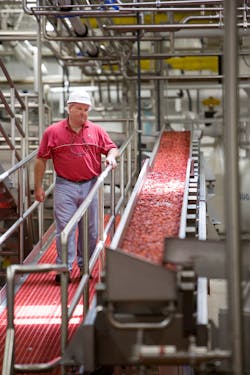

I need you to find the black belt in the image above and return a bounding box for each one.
[57,175,90,184]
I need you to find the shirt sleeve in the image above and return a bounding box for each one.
[99,128,118,155]
[37,129,53,159]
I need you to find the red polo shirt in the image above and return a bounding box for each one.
[37,118,117,181]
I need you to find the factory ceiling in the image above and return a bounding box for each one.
[0,0,249,91]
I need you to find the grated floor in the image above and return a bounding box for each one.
[0,239,100,375]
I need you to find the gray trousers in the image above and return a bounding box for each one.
[54,175,98,271]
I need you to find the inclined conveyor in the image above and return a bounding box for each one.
[62,130,231,374]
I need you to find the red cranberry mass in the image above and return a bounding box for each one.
[121,131,190,264]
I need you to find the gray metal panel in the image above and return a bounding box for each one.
[164,238,250,279]
[63,304,96,371]
[106,248,177,302]
[95,310,189,366]
[218,309,250,372]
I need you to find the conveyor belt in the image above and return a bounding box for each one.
[112,130,191,262]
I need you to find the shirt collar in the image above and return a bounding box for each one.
[65,117,90,130]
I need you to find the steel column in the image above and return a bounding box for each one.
[223,1,243,374]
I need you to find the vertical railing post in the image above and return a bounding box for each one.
[23,95,29,158]
[224,1,243,374]
[83,212,89,315]
[18,168,24,264]
[119,152,125,213]
[98,182,105,274]
[110,169,116,237]
[10,87,16,168]
[60,235,69,375]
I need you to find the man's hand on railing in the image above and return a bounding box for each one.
[105,148,119,169]
[35,186,46,202]
[105,155,117,169]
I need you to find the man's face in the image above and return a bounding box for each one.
[68,103,90,125]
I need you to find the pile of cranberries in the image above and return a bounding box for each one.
[121,131,190,264]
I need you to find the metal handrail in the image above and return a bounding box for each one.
[2,264,68,375]
[0,150,53,253]
[0,58,27,164]
[0,58,26,111]
[110,157,150,250]
[0,59,52,161]
[0,150,36,183]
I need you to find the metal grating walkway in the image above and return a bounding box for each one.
[0,238,100,374]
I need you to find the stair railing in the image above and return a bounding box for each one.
[0,150,54,299]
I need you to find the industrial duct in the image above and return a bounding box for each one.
[53,0,99,57]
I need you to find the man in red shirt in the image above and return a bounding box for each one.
[34,89,119,283]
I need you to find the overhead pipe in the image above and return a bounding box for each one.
[182,13,248,25]
[121,71,250,81]
[0,0,23,3]
[0,75,125,85]
[129,52,222,59]
[126,74,221,81]
[116,80,120,104]
[51,0,99,57]
[69,17,88,37]
[182,14,222,24]
[46,44,105,80]
[95,81,105,111]
[61,58,119,64]
[43,13,130,71]
[164,28,250,38]
[102,22,250,32]
[22,0,228,16]
[22,0,227,15]
[43,29,141,42]
[23,4,130,16]
[23,7,225,16]
[42,21,250,42]
[106,79,113,109]
[115,0,223,6]
[80,60,103,76]
[41,32,250,75]
[96,17,135,66]
[4,76,250,89]
[0,31,37,40]
[47,16,82,58]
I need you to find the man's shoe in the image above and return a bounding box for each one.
[55,273,71,284]
[55,274,60,284]
[79,268,84,278]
